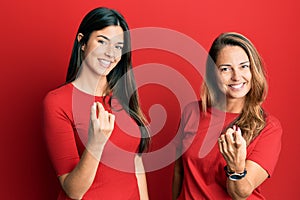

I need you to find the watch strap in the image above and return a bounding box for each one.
[224,165,247,181]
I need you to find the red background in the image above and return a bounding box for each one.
[1,0,299,199]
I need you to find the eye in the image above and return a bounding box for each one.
[115,45,123,50]
[220,67,231,72]
[241,64,250,69]
[98,40,108,45]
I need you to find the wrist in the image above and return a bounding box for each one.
[227,162,246,173]
[224,165,247,181]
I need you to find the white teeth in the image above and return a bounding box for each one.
[99,59,111,67]
[230,83,244,89]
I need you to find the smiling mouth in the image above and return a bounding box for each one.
[98,59,111,68]
[228,83,245,89]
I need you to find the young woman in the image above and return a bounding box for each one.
[43,7,149,200]
[173,32,282,199]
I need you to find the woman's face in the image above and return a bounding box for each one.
[215,45,252,103]
[81,25,124,77]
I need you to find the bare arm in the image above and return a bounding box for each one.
[172,156,183,200]
[135,155,149,200]
[219,125,268,200]
[58,150,100,199]
[226,160,268,200]
[59,102,115,199]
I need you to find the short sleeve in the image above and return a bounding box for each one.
[173,101,201,155]
[247,115,283,177]
[43,90,80,176]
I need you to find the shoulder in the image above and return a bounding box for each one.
[181,101,201,120]
[254,112,283,142]
[265,113,282,129]
[44,83,73,99]
[247,112,282,177]
[183,101,201,115]
[43,83,73,109]
[44,84,73,102]
[263,113,282,134]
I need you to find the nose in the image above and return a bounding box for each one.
[231,69,241,81]
[104,45,114,59]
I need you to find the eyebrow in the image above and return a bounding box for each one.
[240,61,250,65]
[97,35,124,44]
[218,61,249,67]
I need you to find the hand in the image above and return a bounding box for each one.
[87,102,115,159]
[218,125,247,173]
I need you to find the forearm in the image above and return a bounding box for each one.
[226,177,253,200]
[172,158,183,200]
[59,102,113,199]
[135,155,149,200]
[226,160,269,199]
[136,172,149,200]
[225,161,251,199]
[172,172,183,200]
[60,149,102,199]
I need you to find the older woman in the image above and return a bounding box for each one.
[173,32,282,200]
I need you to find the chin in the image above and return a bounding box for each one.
[229,94,247,99]
[99,69,112,76]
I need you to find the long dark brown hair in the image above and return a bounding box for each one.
[201,32,268,145]
[66,7,149,153]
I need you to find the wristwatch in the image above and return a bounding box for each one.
[224,166,247,181]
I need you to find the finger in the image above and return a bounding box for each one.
[233,124,237,131]
[94,102,104,119]
[97,102,105,112]
[219,134,230,160]
[232,125,237,141]
[108,113,115,123]
[218,137,224,154]
[219,134,227,151]
[234,126,245,147]
[108,113,115,130]
[103,110,109,122]
[225,128,235,144]
[90,102,97,121]
[96,102,106,120]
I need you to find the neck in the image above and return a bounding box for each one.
[226,99,244,113]
[72,75,108,96]
[214,97,245,113]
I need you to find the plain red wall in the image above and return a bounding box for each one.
[1,0,299,199]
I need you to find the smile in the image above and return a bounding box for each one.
[228,83,245,89]
[98,59,111,68]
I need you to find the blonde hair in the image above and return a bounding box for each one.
[201,32,268,144]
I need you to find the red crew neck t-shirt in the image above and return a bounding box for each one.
[176,101,282,200]
[43,83,141,200]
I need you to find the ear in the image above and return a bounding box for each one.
[77,33,85,51]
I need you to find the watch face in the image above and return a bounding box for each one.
[229,174,244,180]
[228,170,248,181]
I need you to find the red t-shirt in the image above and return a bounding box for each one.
[176,101,282,200]
[43,83,141,200]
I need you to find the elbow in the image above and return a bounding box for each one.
[228,187,253,200]
[61,181,85,200]
[237,189,253,199]
[227,181,254,200]
[64,189,84,200]
[59,174,88,199]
